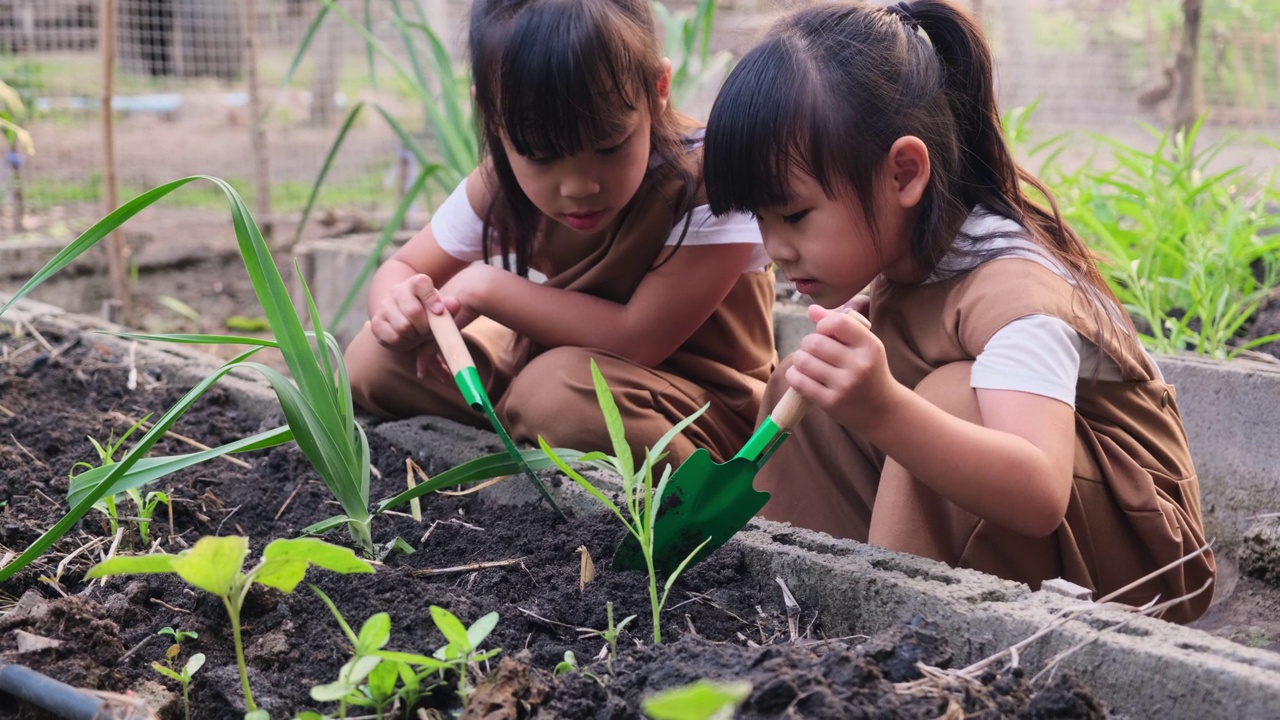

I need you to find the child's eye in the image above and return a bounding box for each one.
[595,137,630,156]
[782,210,810,225]
[525,155,557,167]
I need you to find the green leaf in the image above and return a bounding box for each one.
[170,536,250,597]
[641,679,752,720]
[310,676,357,702]
[375,447,587,513]
[366,658,400,700]
[293,101,366,246]
[225,316,271,332]
[85,553,176,580]
[245,711,270,720]
[255,538,374,593]
[430,606,471,656]
[310,584,359,646]
[371,650,450,671]
[184,653,206,677]
[357,612,392,653]
[590,359,633,481]
[466,611,499,650]
[152,663,184,682]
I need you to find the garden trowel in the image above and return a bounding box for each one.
[614,310,871,574]
[425,298,563,517]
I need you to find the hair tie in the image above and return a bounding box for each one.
[886,2,920,29]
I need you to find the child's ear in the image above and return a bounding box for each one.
[656,58,673,110]
[886,136,930,209]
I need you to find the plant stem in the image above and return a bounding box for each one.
[182,679,191,720]
[646,554,661,644]
[225,598,257,711]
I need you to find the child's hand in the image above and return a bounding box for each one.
[438,264,501,331]
[369,274,461,352]
[786,304,896,433]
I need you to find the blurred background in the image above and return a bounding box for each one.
[1,0,1276,241]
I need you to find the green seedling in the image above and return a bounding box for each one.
[127,489,170,545]
[159,626,199,645]
[593,601,636,673]
[553,650,606,687]
[310,585,435,719]
[70,416,150,537]
[540,359,711,644]
[373,606,500,706]
[152,633,205,720]
[641,679,753,720]
[86,536,374,715]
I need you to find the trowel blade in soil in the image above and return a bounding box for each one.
[614,449,771,574]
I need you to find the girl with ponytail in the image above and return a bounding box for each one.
[704,0,1213,623]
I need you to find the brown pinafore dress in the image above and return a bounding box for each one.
[754,258,1213,623]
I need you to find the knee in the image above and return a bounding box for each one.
[913,361,981,422]
[343,324,399,416]
[503,348,597,429]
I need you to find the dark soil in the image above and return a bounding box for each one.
[1,329,1111,718]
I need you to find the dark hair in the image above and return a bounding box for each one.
[470,0,696,276]
[704,0,1137,355]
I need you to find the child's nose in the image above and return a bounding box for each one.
[560,174,600,199]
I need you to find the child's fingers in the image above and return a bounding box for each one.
[395,290,432,337]
[808,304,872,344]
[407,274,446,314]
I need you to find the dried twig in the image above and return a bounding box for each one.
[0,403,14,418]
[275,480,305,520]
[435,476,508,496]
[18,317,55,355]
[149,597,191,614]
[405,459,426,521]
[108,411,252,469]
[9,434,42,466]
[413,558,525,577]
[776,577,801,642]
[119,633,154,662]
[896,542,1215,698]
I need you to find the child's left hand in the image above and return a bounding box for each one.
[786,304,900,434]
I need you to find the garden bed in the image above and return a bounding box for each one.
[0,323,1112,718]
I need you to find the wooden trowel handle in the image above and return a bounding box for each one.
[769,309,872,432]
[423,291,475,375]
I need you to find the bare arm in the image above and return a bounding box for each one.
[789,306,1075,537]
[442,242,756,367]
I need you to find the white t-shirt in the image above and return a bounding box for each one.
[430,177,771,274]
[928,208,1156,409]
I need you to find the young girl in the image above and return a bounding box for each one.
[344,0,775,466]
[703,0,1213,622]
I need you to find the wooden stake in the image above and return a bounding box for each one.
[100,0,131,318]
[240,0,272,240]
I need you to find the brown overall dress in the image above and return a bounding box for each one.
[345,155,777,466]
[754,259,1214,623]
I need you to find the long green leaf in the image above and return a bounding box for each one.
[374,447,586,513]
[293,101,367,247]
[268,1,333,117]
[67,426,293,507]
[330,164,436,329]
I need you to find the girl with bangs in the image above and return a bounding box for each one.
[344,0,775,465]
[703,0,1212,622]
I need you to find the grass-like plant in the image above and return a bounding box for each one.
[69,416,149,537]
[1058,118,1280,358]
[0,176,381,578]
[539,360,710,645]
[1006,111,1280,359]
[87,535,374,716]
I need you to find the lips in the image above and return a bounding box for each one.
[562,210,606,232]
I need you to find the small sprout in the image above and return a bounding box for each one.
[641,679,753,720]
[159,626,199,645]
[554,650,577,675]
[152,633,204,720]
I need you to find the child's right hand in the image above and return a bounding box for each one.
[369,274,458,352]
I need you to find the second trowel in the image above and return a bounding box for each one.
[424,296,563,517]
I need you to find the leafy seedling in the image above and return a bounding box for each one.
[153,639,205,720]
[310,585,435,719]
[373,605,500,705]
[87,536,374,715]
[70,416,150,537]
[540,359,711,644]
[641,679,753,720]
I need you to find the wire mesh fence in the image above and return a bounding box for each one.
[0,0,1276,242]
